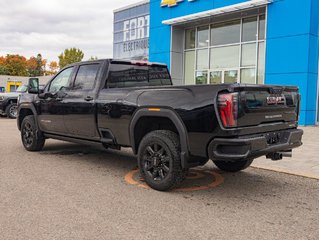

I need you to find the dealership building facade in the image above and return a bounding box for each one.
[114,0,319,125]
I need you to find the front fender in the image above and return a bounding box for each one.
[17,103,38,131]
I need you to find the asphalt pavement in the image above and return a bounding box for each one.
[1,118,319,240]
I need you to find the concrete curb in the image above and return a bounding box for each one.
[251,165,319,181]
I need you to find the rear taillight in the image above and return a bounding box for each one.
[218,92,238,128]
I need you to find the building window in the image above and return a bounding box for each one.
[184,14,266,85]
[185,28,196,49]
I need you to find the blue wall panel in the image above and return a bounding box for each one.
[266,0,311,39]
[306,73,318,111]
[265,73,308,110]
[265,0,318,125]
[308,35,319,74]
[265,35,310,74]
[310,0,319,37]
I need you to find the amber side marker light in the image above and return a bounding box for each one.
[148,108,161,112]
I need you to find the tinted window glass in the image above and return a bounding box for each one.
[259,15,266,40]
[107,64,171,88]
[74,64,100,91]
[242,17,257,42]
[211,20,240,46]
[49,67,74,92]
[197,26,209,48]
[185,28,196,49]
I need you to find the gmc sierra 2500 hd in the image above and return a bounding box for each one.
[17,59,303,191]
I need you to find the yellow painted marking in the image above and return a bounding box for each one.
[124,169,224,192]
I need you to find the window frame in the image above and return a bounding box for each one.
[183,12,267,85]
[71,63,102,92]
[46,66,75,93]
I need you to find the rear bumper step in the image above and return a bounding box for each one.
[208,129,303,161]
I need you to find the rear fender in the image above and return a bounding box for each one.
[129,108,190,168]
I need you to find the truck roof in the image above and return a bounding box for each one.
[65,59,167,68]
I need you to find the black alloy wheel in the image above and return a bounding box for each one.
[142,142,170,181]
[22,121,34,148]
[21,116,45,151]
[6,103,18,119]
[138,130,186,191]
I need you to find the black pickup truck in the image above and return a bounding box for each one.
[17,59,303,191]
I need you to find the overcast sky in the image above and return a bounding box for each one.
[0,0,143,63]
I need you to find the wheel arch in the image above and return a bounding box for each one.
[6,98,18,104]
[129,108,189,168]
[17,104,38,131]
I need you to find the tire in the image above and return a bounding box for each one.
[5,103,18,119]
[213,159,254,172]
[138,130,186,191]
[21,115,45,151]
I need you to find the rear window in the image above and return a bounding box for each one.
[106,63,172,88]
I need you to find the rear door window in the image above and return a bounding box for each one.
[73,64,100,91]
[107,63,171,88]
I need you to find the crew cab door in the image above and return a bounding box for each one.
[38,67,75,134]
[63,63,101,139]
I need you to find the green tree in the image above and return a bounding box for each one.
[58,48,84,68]
[36,54,45,76]
[26,57,38,76]
[26,54,46,77]
[0,56,8,75]
[89,56,98,61]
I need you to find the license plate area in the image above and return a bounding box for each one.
[265,132,282,145]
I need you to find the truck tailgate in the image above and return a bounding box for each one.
[234,85,300,127]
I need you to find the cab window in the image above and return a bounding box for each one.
[73,64,100,91]
[49,67,74,92]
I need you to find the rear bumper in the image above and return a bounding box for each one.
[208,128,303,161]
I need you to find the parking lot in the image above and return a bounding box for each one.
[1,118,319,240]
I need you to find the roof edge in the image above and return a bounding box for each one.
[113,0,149,13]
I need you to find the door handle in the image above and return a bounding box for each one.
[84,96,94,101]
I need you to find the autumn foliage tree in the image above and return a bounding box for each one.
[27,54,46,77]
[0,56,7,75]
[58,48,84,68]
[3,55,28,76]
[0,54,47,77]
[47,61,59,75]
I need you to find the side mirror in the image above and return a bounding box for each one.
[38,92,56,99]
[28,78,40,94]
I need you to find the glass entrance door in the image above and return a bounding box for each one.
[209,69,239,84]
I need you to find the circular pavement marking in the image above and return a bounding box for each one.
[124,168,224,192]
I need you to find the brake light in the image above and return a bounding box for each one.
[218,93,238,128]
[130,60,152,66]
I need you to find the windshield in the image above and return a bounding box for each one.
[16,85,28,93]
